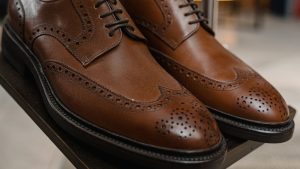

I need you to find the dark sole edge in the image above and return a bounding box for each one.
[1,22,227,169]
[149,48,295,143]
[209,108,295,143]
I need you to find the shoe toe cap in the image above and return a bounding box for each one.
[234,78,289,123]
[154,100,222,151]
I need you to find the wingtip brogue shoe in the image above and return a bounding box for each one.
[2,0,226,168]
[121,0,294,143]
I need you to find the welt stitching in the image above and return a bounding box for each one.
[213,112,293,132]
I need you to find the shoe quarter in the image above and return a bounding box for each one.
[122,0,200,49]
[9,0,124,66]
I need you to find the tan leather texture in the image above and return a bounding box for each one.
[121,0,290,124]
[7,0,221,150]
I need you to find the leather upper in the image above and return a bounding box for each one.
[7,0,221,150]
[121,0,290,124]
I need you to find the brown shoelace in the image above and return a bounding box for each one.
[95,0,134,36]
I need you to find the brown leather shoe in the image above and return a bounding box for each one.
[121,0,294,143]
[1,0,226,168]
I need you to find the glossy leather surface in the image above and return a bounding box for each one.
[121,0,290,124]
[6,0,222,150]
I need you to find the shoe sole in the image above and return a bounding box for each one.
[208,107,295,143]
[1,22,227,169]
[150,48,295,143]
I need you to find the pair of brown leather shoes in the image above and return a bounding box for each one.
[1,0,294,169]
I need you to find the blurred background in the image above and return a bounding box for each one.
[0,0,299,168]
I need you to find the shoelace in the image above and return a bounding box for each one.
[95,0,135,36]
[179,0,215,35]
[179,1,208,25]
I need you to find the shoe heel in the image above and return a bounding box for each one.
[1,24,29,76]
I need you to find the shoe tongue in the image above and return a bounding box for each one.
[90,0,145,39]
[75,0,146,66]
